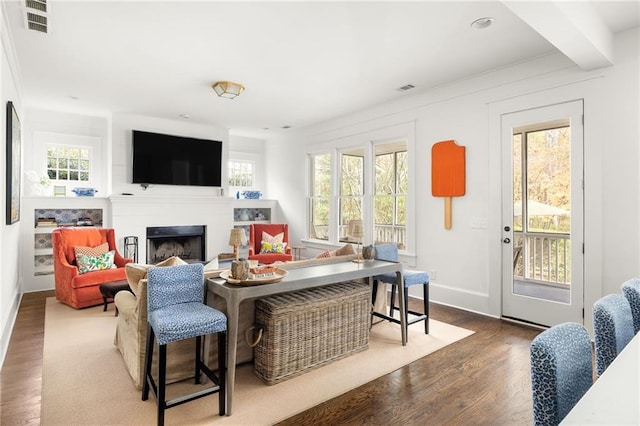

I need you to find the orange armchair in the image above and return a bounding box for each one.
[248,223,293,264]
[52,227,133,309]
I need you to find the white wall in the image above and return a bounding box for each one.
[228,133,266,197]
[267,28,639,325]
[111,113,229,197]
[0,6,24,366]
[263,133,307,248]
[23,108,109,196]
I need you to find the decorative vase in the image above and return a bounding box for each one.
[362,245,376,260]
[231,259,250,280]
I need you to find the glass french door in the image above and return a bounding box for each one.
[501,100,584,327]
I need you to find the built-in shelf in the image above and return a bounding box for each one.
[32,213,103,276]
[23,197,108,288]
[232,199,278,250]
[234,220,270,226]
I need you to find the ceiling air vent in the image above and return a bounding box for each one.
[26,0,46,12]
[24,0,48,33]
[397,84,416,92]
[26,12,47,32]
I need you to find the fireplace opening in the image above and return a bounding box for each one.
[146,225,206,264]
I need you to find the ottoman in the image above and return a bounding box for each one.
[99,280,132,315]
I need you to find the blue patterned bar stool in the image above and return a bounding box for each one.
[593,293,634,377]
[530,322,593,426]
[621,278,640,334]
[371,244,429,335]
[142,263,227,426]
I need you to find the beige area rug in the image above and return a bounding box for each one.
[42,298,474,426]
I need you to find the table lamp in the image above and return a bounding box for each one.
[348,219,364,263]
[228,228,247,260]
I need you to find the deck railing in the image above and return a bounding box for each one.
[514,231,571,287]
[314,224,407,249]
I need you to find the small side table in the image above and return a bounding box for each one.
[99,280,132,316]
[290,246,304,261]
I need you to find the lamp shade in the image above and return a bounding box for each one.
[212,81,245,99]
[228,228,247,247]
[348,219,364,240]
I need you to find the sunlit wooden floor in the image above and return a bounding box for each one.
[1,290,540,425]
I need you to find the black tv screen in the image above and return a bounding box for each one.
[132,130,223,187]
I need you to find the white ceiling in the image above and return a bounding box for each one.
[3,1,639,137]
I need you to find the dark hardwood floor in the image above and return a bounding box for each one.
[1,291,540,425]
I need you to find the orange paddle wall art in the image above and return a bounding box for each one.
[431,140,466,230]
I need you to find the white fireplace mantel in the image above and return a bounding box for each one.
[109,195,234,263]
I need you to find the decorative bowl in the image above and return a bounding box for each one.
[71,187,98,197]
[242,191,262,199]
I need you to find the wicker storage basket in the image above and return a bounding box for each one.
[254,280,371,385]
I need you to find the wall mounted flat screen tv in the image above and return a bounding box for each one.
[132,130,223,187]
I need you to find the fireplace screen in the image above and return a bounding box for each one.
[146,225,206,264]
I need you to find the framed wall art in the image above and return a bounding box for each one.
[6,101,21,224]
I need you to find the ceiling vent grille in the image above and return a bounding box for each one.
[397,84,415,92]
[24,0,48,33]
[26,0,46,12]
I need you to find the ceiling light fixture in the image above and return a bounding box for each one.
[212,81,245,99]
[471,17,494,30]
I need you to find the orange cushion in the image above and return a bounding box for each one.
[71,267,127,289]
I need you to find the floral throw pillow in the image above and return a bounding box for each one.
[77,250,116,274]
[260,241,287,254]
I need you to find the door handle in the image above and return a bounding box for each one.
[503,238,511,244]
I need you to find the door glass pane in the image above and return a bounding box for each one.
[513,133,523,232]
[513,123,571,304]
[526,127,571,234]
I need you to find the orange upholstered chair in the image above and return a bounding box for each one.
[52,228,133,309]
[248,223,293,264]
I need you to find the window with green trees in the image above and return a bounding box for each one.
[228,159,254,188]
[339,149,364,241]
[309,153,331,240]
[308,140,408,249]
[46,145,90,183]
[374,142,407,248]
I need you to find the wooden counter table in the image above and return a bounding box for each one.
[207,259,405,415]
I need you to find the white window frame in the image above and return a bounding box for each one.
[46,144,92,184]
[228,152,262,197]
[33,132,102,192]
[338,149,364,242]
[307,151,332,241]
[304,122,416,259]
[373,142,408,249]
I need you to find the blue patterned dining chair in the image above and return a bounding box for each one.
[371,244,429,336]
[142,263,227,426]
[621,278,640,334]
[530,322,593,426]
[593,293,634,377]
